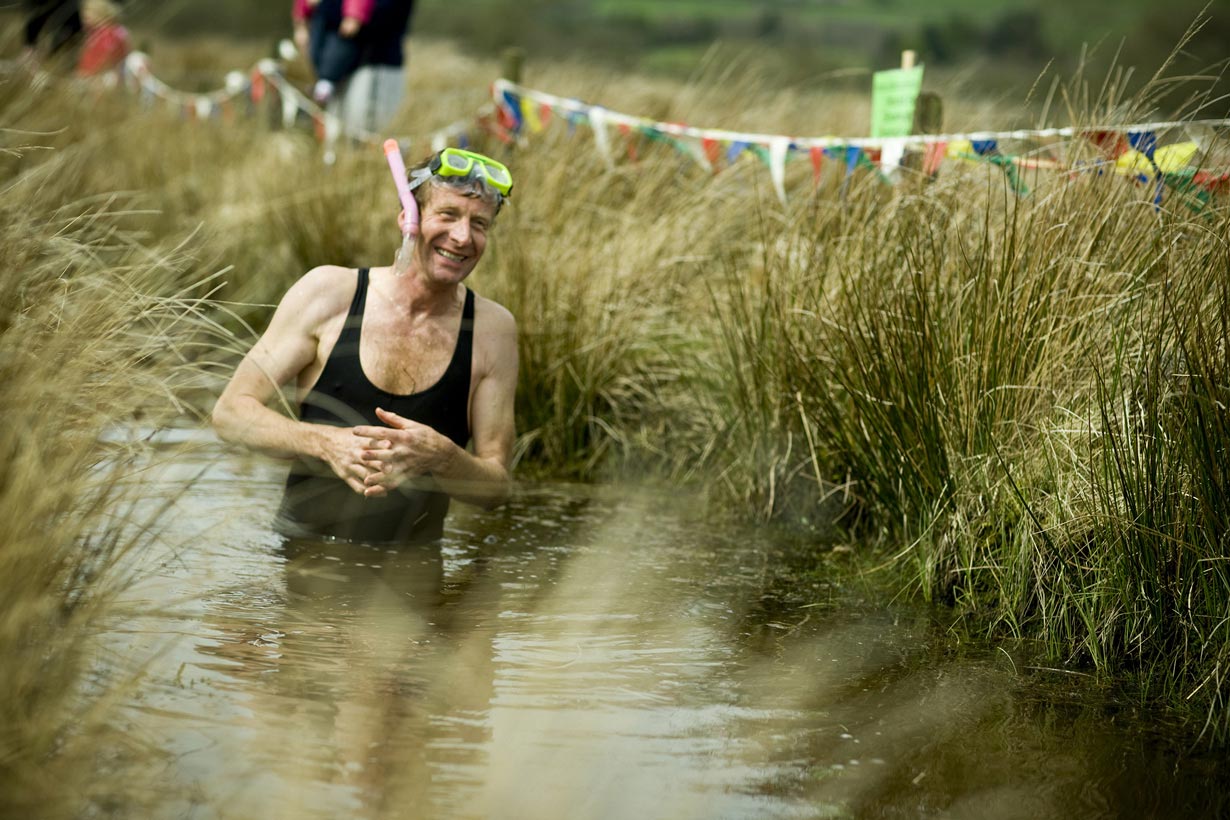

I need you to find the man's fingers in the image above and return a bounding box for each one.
[360,443,398,469]
[374,407,411,428]
[364,471,392,486]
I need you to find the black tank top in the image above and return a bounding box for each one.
[277,267,474,543]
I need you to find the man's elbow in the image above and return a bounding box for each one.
[210,397,241,444]
[486,482,512,510]
[467,469,511,510]
[471,474,511,510]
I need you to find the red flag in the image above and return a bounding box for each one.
[923,142,946,176]
[1083,130,1129,159]
[810,146,824,184]
[1194,171,1230,193]
[618,123,638,163]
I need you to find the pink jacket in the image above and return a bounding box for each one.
[293,0,375,23]
[76,23,130,77]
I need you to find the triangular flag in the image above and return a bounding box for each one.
[880,138,907,176]
[282,93,299,129]
[769,137,790,205]
[1128,131,1158,159]
[250,68,266,103]
[499,89,523,133]
[323,112,341,150]
[617,123,638,162]
[1115,149,1155,175]
[521,96,542,133]
[589,106,614,169]
[1153,142,1198,174]
[702,137,721,171]
[810,146,824,184]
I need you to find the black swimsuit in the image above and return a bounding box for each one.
[276,267,474,543]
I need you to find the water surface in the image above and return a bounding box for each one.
[102,433,1230,819]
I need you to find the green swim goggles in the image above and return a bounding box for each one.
[411,148,514,197]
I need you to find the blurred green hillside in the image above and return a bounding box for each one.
[7,0,1227,109]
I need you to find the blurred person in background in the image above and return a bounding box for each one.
[292,0,417,136]
[22,0,82,63]
[293,0,371,104]
[75,0,130,79]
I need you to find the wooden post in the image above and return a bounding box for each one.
[899,50,943,177]
[501,47,525,83]
[912,91,943,136]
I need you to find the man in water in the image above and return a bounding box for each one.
[212,148,518,543]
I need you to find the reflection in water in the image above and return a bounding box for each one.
[195,535,498,819]
[103,442,1230,820]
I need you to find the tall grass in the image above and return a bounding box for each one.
[676,88,1230,738]
[0,68,232,814]
[471,44,1230,739]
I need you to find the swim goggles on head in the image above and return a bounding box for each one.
[408,148,514,197]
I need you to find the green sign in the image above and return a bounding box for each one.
[870,66,924,138]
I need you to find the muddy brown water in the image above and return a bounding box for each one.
[99,431,1229,819]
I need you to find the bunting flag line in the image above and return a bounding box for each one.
[491,78,1230,207]
[11,45,1227,206]
[112,47,493,162]
[498,76,1230,154]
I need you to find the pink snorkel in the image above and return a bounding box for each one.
[384,139,418,275]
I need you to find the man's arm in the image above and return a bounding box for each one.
[355,299,518,508]
[211,267,377,495]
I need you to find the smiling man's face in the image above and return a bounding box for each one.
[411,185,497,288]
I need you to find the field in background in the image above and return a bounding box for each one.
[2,24,1229,816]
[5,0,1226,99]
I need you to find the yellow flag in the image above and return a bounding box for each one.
[1116,142,1199,175]
[1115,149,1153,174]
[946,139,974,161]
[521,97,543,133]
[1153,142,1198,173]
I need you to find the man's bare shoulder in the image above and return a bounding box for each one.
[472,291,516,335]
[277,265,358,327]
[471,292,517,374]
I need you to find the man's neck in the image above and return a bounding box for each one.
[376,265,462,319]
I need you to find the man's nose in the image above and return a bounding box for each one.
[449,219,473,245]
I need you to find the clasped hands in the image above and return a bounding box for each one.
[322,407,452,497]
